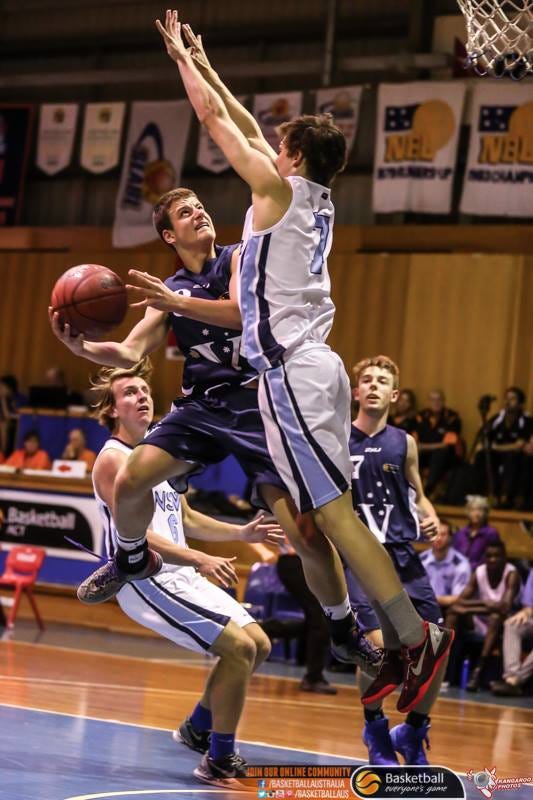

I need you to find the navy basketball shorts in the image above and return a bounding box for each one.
[140,386,286,508]
[346,542,443,629]
[258,344,352,513]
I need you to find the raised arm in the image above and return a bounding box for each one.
[156,11,289,206]
[182,23,277,161]
[181,495,284,547]
[49,305,169,368]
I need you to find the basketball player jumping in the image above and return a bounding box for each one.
[88,357,282,787]
[348,356,447,765]
[148,10,453,713]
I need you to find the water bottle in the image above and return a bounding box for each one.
[460,657,470,689]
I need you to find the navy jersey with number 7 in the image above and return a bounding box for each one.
[349,424,420,544]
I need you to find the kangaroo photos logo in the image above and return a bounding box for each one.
[466,767,533,799]
[351,766,465,799]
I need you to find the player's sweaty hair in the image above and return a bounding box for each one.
[90,358,153,432]
[278,114,347,187]
[352,355,400,390]
[152,188,198,248]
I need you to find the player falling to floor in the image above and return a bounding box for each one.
[50,183,380,676]
[153,9,453,711]
[89,357,285,788]
[348,356,449,765]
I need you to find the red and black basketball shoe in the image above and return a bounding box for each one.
[360,648,404,706]
[396,622,454,714]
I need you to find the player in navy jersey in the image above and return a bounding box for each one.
[49,185,379,674]
[153,10,453,713]
[349,355,448,766]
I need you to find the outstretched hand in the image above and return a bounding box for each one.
[240,514,286,546]
[182,23,211,73]
[48,306,86,354]
[127,269,180,313]
[155,9,190,62]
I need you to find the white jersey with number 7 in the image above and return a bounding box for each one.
[238,175,336,373]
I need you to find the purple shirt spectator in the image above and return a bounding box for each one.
[521,570,533,608]
[453,525,500,570]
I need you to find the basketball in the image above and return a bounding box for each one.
[50,264,127,338]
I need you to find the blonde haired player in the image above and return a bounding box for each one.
[149,10,454,714]
[90,358,283,787]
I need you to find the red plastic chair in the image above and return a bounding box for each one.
[0,546,46,630]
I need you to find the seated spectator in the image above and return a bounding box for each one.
[44,365,84,406]
[388,388,418,436]
[454,495,500,570]
[61,428,97,472]
[417,389,462,498]
[445,541,520,692]
[5,430,52,471]
[491,568,533,696]
[474,387,532,508]
[517,432,533,511]
[420,520,471,613]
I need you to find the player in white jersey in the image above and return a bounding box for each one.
[152,10,454,714]
[89,357,284,788]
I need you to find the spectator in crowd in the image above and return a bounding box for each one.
[474,387,532,508]
[61,428,97,472]
[44,365,84,406]
[5,430,52,471]
[388,388,418,436]
[1,374,27,408]
[445,541,520,692]
[453,495,500,571]
[417,390,462,497]
[420,520,471,614]
[491,568,533,696]
[0,376,18,457]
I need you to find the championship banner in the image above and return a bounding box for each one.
[112,100,192,248]
[253,92,303,151]
[373,82,465,214]
[36,103,78,175]
[315,85,363,155]
[460,83,533,217]
[80,102,125,174]
[197,95,247,173]
[0,105,33,226]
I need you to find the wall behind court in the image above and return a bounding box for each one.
[0,250,530,446]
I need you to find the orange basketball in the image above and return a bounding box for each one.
[51,264,127,338]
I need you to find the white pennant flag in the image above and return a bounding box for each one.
[197,96,247,173]
[112,100,192,248]
[80,103,125,174]
[315,86,363,155]
[373,82,465,214]
[253,92,303,151]
[460,83,533,217]
[36,104,78,175]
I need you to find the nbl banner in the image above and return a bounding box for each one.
[460,83,533,217]
[315,85,363,157]
[112,100,192,247]
[0,105,33,226]
[372,82,465,214]
[253,92,303,151]
[80,102,125,174]
[36,103,79,175]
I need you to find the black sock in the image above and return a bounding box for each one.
[116,542,149,573]
[364,708,385,723]
[329,611,356,644]
[406,711,429,729]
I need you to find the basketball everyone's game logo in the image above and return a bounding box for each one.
[352,769,382,797]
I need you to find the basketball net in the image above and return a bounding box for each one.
[456,0,533,79]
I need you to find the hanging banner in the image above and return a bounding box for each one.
[253,92,303,151]
[80,102,125,174]
[460,83,533,217]
[315,85,363,156]
[373,82,466,214]
[36,103,78,175]
[112,100,192,248]
[0,105,33,226]
[197,96,247,173]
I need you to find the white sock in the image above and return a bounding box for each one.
[322,596,352,621]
